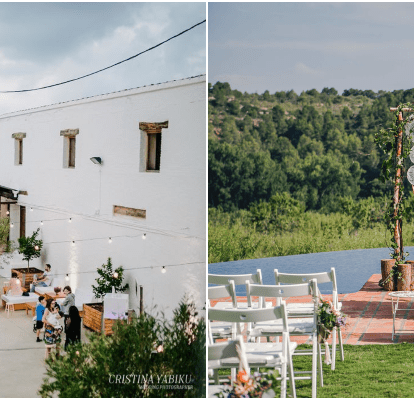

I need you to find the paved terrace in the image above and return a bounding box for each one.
[0,276,89,398]
[211,274,414,345]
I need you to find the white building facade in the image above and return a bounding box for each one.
[0,75,206,317]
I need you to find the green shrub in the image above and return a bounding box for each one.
[39,298,206,398]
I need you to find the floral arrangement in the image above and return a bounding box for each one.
[317,296,347,364]
[317,297,347,341]
[217,370,276,398]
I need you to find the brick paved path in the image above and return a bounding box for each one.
[210,274,414,345]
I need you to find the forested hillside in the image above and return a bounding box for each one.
[208,82,414,262]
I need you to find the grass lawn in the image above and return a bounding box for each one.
[217,344,414,398]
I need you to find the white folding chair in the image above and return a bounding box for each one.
[246,280,320,398]
[274,268,344,370]
[208,335,249,387]
[208,281,239,342]
[208,270,266,309]
[209,303,296,398]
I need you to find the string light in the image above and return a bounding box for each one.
[6,210,9,215]
[34,245,40,251]
[113,272,119,279]
[40,221,43,225]
[72,241,75,246]
[69,218,72,223]
[30,207,33,212]
[142,233,147,240]
[108,237,112,244]
[50,261,203,280]
[10,223,13,228]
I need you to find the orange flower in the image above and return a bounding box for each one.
[237,370,250,383]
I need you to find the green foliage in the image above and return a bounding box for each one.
[0,217,10,249]
[208,204,414,263]
[219,343,414,398]
[375,103,414,262]
[17,228,43,269]
[208,81,405,212]
[92,257,129,300]
[39,298,206,398]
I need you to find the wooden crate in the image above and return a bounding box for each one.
[12,267,44,291]
[83,303,116,335]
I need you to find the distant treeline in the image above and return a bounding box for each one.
[208,82,414,212]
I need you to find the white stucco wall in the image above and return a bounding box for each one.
[0,75,206,318]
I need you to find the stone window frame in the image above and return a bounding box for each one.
[12,132,26,166]
[60,129,79,168]
[139,121,168,172]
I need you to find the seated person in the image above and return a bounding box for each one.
[8,272,23,296]
[31,264,53,292]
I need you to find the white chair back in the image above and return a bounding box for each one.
[209,302,287,326]
[274,267,338,307]
[208,269,263,286]
[208,280,237,308]
[208,335,249,373]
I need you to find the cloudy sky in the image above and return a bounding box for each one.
[209,2,414,95]
[0,2,206,115]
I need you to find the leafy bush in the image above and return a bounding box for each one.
[17,228,43,270]
[39,298,206,398]
[92,257,129,300]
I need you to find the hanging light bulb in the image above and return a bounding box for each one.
[72,240,75,246]
[113,272,119,279]
[40,221,43,225]
[108,237,112,244]
[30,207,33,212]
[34,245,40,251]
[6,210,9,216]
[69,218,72,223]
[161,266,166,274]
[65,274,70,281]
[142,233,147,240]
[10,222,13,228]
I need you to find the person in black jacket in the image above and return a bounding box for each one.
[64,306,81,350]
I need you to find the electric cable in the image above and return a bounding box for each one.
[0,19,206,94]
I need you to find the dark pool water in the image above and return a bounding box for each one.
[208,247,414,296]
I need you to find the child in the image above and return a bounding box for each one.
[35,296,47,342]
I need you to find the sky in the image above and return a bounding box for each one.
[0,2,206,115]
[209,2,414,95]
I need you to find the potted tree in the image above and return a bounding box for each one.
[376,104,414,291]
[12,228,43,290]
[83,257,129,335]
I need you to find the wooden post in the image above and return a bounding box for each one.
[397,264,411,291]
[393,112,404,261]
[381,259,396,291]
[140,285,143,316]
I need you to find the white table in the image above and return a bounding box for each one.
[389,291,414,340]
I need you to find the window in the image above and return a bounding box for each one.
[19,206,26,238]
[12,132,26,165]
[147,131,161,171]
[139,121,168,172]
[60,129,79,168]
[68,137,76,167]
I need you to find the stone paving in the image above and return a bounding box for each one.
[0,276,88,398]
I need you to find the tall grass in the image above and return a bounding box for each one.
[208,210,414,263]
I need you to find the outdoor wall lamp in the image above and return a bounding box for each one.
[90,157,102,165]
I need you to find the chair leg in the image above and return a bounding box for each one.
[317,342,323,387]
[338,326,344,361]
[280,361,287,398]
[311,334,317,398]
[331,327,337,371]
[286,341,296,398]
